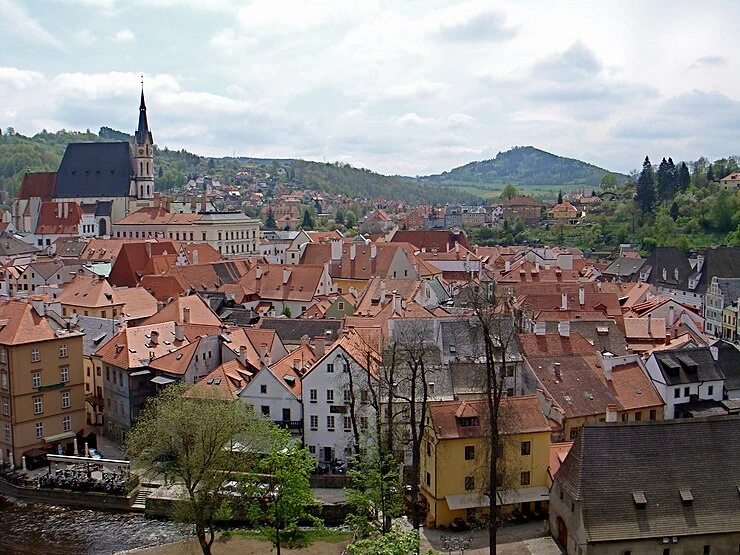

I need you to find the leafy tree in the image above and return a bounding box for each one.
[265,207,276,228]
[346,524,420,555]
[248,429,319,555]
[335,209,345,225]
[635,156,656,214]
[501,184,518,200]
[125,383,273,555]
[281,306,292,318]
[710,189,735,232]
[707,163,715,183]
[600,172,618,190]
[557,190,563,204]
[302,209,314,229]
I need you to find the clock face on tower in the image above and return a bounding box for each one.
[138,148,144,155]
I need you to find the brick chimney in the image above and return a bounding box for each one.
[239,345,247,366]
[151,330,159,345]
[183,307,191,324]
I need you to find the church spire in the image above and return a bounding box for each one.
[135,77,152,145]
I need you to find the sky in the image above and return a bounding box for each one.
[1,0,739,177]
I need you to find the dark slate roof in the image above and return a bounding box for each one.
[556,417,740,542]
[715,340,740,392]
[603,256,646,278]
[257,318,341,344]
[77,316,119,357]
[439,317,519,361]
[696,246,740,294]
[95,200,113,217]
[54,142,134,198]
[212,261,244,284]
[544,319,627,356]
[642,247,693,290]
[651,346,723,385]
[674,399,740,418]
[0,231,39,256]
[135,90,153,145]
[712,277,740,302]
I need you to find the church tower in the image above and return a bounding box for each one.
[134,85,155,200]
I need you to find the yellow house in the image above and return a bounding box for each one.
[420,395,551,528]
[56,274,124,319]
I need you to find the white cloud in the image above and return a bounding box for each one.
[209,27,257,54]
[0,0,62,48]
[75,29,97,45]
[113,28,135,42]
[0,67,46,89]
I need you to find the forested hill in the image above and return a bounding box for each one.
[421,146,628,188]
[0,127,481,205]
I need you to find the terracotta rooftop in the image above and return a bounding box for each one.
[95,322,189,369]
[56,275,124,309]
[0,300,62,345]
[17,172,56,201]
[186,359,253,401]
[114,286,158,321]
[142,294,222,326]
[35,202,83,235]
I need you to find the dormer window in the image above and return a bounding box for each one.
[632,491,647,508]
[459,417,479,427]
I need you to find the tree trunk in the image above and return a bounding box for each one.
[195,525,212,555]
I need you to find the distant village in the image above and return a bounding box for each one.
[0,92,738,554]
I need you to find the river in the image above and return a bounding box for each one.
[0,496,189,554]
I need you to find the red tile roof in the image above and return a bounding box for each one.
[17,172,56,201]
[35,202,83,235]
[0,300,59,345]
[142,294,222,326]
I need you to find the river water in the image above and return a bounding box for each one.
[0,496,189,554]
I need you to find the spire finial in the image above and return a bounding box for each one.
[141,74,144,90]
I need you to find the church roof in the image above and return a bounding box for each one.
[54,142,134,198]
[135,90,153,145]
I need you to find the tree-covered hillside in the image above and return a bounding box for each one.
[422,146,628,188]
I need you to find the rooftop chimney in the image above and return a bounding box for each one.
[534,321,547,336]
[605,404,618,423]
[190,194,197,211]
[579,286,585,307]
[331,241,342,261]
[668,305,675,335]
[63,202,69,219]
[370,243,377,259]
[674,268,679,281]
[283,268,291,284]
[558,320,570,338]
[146,241,152,259]
[31,297,45,317]
[255,266,262,279]
[175,324,184,341]
[293,358,301,370]
[561,292,568,311]
[391,294,401,315]
[314,336,325,357]
[301,334,310,346]
[259,343,268,358]
[239,345,247,366]
[603,352,613,381]
[662,267,667,280]
[192,250,199,265]
[183,307,191,324]
[201,190,206,211]
[151,330,159,345]
[505,260,511,272]
[350,243,356,261]
[455,242,460,253]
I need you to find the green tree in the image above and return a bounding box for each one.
[265,207,276,228]
[281,306,292,318]
[707,163,715,183]
[710,189,735,232]
[669,201,680,221]
[677,162,690,192]
[500,184,518,200]
[125,384,273,555]
[346,524,420,555]
[302,209,314,229]
[600,172,618,190]
[635,156,656,214]
[248,430,319,555]
[557,190,563,204]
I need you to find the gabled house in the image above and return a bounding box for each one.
[550,418,740,555]
[56,275,125,319]
[187,359,253,401]
[643,346,724,419]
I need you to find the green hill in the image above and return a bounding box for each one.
[421,146,628,190]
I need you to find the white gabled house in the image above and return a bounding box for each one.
[300,330,380,468]
[239,341,321,435]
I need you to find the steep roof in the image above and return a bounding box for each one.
[142,294,222,326]
[148,338,201,376]
[0,300,61,345]
[108,241,180,287]
[556,418,740,542]
[265,343,319,398]
[186,359,253,401]
[429,395,550,440]
[77,316,119,357]
[239,264,325,302]
[388,229,469,252]
[696,246,740,294]
[35,202,83,235]
[715,340,740,392]
[54,142,134,198]
[95,322,189,369]
[0,230,39,257]
[650,346,723,385]
[257,318,341,345]
[135,89,153,145]
[17,172,56,200]
[56,275,124,309]
[114,287,158,321]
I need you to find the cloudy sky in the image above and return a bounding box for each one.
[1,0,739,176]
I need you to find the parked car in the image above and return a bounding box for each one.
[89,448,103,459]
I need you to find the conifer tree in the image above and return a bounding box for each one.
[635,156,656,215]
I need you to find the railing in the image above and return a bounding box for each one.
[275,420,302,430]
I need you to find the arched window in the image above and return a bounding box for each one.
[147,185,151,196]
[140,161,143,175]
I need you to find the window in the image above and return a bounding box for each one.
[634,411,642,421]
[663,548,670,555]
[464,476,475,491]
[33,396,43,414]
[326,389,334,402]
[343,389,351,403]
[59,344,68,358]
[684,386,690,397]
[4,423,9,440]
[260,384,267,394]
[106,367,110,381]
[506,387,514,397]
[703,545,710,555]
[343,416,351,431]
[520,471,531,485]
[0,349,6,363]
[308,445,316,454]
[0,372,6,390]
[426,472,431,486]
[310,415,318,430]
[96,367,101,377]
[707,385,714,396]
[60,367,69,384]
[35,422,44,438]
[338,302,345,311]
[360,416,368,431]
[649,409,657,421]
[61,391,70,409]
[32,371,41,389]
[674,388,680,399]
[62,415,71,432]
[326,363,334,373]
[360,389,369,403]
[569,427,580,440]
[426,442,431,457]
[2,397,8,416]
[310,389,317,403]
[261,405,270,416]
[519,440,532,456]
[327,415,335,431]
[31,348,40,363]
[465,445,475,460]
[459,417,479,427]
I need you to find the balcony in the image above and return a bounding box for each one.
[275,419,303,431]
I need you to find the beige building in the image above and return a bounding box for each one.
[0,299,85,465]
[111,207,260,256]
[56,274,125,319]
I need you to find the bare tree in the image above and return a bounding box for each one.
[466,281,519,553]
